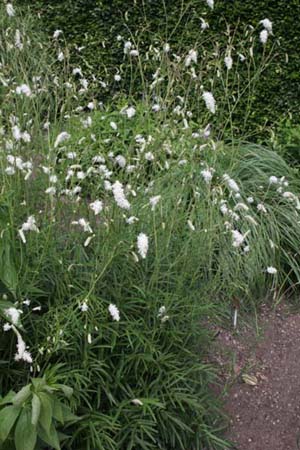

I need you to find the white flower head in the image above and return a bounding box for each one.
[124,41,132,53]
[149,195,161,211]
[137,233,149,259]
[79,301,89,312]
[115,155,126,168]
[131,398,143,406]
[21,131,31,143]
[73,67,83,76]
[19,216,39,243]
[13,326,32,363]
[16,84,31,97]
[234,203,249,212]
[200,18,209,30]
[158,306,166,317]
[269,176,278,184]
[15,33,24,52]
[6,3,15,17]
[57,51,64,61]
[260,18,272,33]
[72,218,93,233]
[231,229,249,248]
[267,266,277,274]
[125,106,136,119]
[201,169,213,184]
[163,43,170,53]
[145,152,154,161]
[90,200,103,215]
[224,55,233,70]
[45,187,56,195]
[185,49,198,67]
[202,91,216,114]
[53,29,63,39]
[260,29,268,45]
[5,307,22,325]
[257,203,267,213]
[12,125,22,141]
[223,174,240,193]
[54,131,70,148]
[126,216,139,225]
[187,220,195,231]
[108,303,120,321]
[78,218,93,233]
[129,49,139,57]
[206,0,214,9]
[112,181,131,210]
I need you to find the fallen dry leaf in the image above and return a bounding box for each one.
[241,374,258,386]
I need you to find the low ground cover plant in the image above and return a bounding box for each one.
[0,3,300,449]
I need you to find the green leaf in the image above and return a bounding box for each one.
[31,377,46,392]
[60,403,80,423]
[0,391,16,406]
[55,384,73,399]
[12,385,31,407]
[37,423,61,450]
[14,409,37,450]
[0,405,21,442]
[31,394,41,426]
[0,206,18,296]
[52,399,64,424]
[39,392,53,435]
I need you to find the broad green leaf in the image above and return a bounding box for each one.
[55,384,73,399]
[14,409,37,450]
[60,403,80,423]
[0,405,21,442]
[31,378,46,392]
[52,399,64,424]
[0,390,16,406]
[31,394,41,426]
[39,392,53,435]
[12,385,31,407]
[37,423,61,450]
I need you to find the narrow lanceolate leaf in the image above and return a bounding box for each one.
[14,409,37,450]
[31,394,41,426]
[0,405,21,442]
[0,205,18,295]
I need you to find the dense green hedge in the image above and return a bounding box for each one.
[17,0,300,133]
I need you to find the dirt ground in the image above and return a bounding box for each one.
[213,303,300,450]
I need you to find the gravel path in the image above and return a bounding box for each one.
[215,305,300,450]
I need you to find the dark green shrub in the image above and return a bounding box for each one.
[16,0,300,135]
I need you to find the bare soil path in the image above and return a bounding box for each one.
[214,304,300,450]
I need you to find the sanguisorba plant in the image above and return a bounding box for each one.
[1,2,300,450]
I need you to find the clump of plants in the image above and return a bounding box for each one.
[0,3,299,450]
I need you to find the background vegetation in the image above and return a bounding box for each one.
[16,0,300,136]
